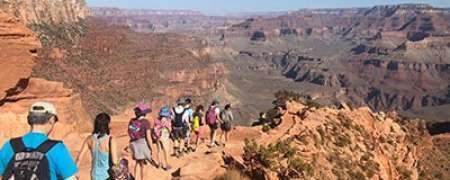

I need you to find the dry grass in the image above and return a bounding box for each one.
[215,169,250,180]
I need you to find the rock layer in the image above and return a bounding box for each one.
[0,0,89,24]
[0,10,40,99]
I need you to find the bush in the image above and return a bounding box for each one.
[243,139,313,179]
[289,158,314,176]
[335,135,351,147]
[28,21,88,47]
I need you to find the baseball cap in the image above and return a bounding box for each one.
[27,102,58,125]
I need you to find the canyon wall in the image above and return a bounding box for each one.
[0,0,89,24]
[0,10,90,145]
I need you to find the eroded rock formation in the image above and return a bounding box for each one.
[0,10,40,99]
[0,0,89,24]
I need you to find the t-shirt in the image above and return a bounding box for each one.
[182,108,194,124]
[0,132,78,180]
[221,110,234,124]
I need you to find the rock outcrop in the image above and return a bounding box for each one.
[0,0,89,24]
[0,10,40,99]
[0,78,91,144]
[231,102,424,179]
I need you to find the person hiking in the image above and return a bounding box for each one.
[128,103,153,180]
[206,100,221,147]
[182,98,194,153]
[171,99,187,158]
[0,102,78,180]
[109,159,134,180]
[192,105,205,151]
[76,113,118,180]
[219,104,234,146]
[152,106,172,171]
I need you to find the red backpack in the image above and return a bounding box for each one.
[128,118,147,141]
[206,106,218,125]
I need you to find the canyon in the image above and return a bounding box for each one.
[0,1,450,179]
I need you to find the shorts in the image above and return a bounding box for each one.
[172,127,185,140]
[208,123,218,130]
[221,122,232,132]
[194,126,204,138]
[130,138,152,161]
[184,126,190,139]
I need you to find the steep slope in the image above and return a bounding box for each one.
[33,18,225,116]
[235,101,428,180]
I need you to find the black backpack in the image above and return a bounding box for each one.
[173,108,187,128]
[2,138,60,180]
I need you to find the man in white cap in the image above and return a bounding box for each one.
[0,102,78,180]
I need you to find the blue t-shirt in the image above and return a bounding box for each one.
[0,132,78,179]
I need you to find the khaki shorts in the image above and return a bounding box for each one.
[130,138,152,161]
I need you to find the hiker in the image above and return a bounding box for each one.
[76,113,118,180]
[192,105,205,151]
[109,159,135,180]
[172,99,187,157]
[206,100,221,147]
[128,103,153,180]
[152,106,172,171]
[219,104,234,146]
[0,102,78,180]
[182,98,194,152]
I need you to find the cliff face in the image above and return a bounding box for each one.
[0,0,89,24]
[0,10,40,99]
[0,10,90,144]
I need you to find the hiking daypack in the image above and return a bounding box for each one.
[206,106,218,125]
[152,118,171,140]
[173,108,187,128]
[2,138,60,180]
[128,119,146,141]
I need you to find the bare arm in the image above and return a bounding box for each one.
[146,130,153,145]
[110,136,118,166]
[75,136,90,167]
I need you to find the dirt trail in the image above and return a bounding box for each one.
[73,104,299,180]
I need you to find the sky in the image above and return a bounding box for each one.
[86,0,450,15]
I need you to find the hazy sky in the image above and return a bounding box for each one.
[87,0,450,14]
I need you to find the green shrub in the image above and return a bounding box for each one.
[335,135,351,147]
[262,124,271,132]
[28,21,87,47]
[289,158,314,176]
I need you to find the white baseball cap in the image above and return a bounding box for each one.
[28,102,58,124]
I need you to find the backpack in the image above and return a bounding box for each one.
[206,106,218,125]
[173,108,187,128]
[109,159,135,180]
[2,138,59,180]
[128,119,146,141]
[152,118,171,140]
